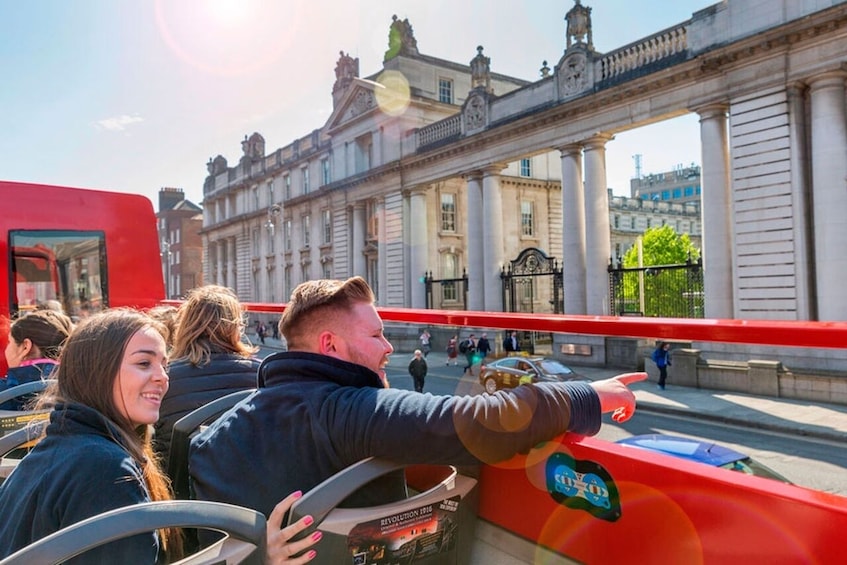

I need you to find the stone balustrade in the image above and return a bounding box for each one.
[599,24,688,81]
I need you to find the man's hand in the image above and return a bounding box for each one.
[589,372,647,423]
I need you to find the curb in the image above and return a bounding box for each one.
[636,401,847,443]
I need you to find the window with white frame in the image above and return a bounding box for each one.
[441,253,458,302]
[322,263,332,279]
[440,193,456,232]
[520,200,534,236]
[520,158,531,177]
[302,214,311,247]
[438,78,453,104]
[322,209,332,244]
[284,219,292,251]
[321,158,330,186]
[302,167,310,194]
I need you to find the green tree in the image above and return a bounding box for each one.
[618,225,702,317]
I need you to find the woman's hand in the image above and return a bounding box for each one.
[265,491,321,564]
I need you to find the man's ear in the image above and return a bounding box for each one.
[317,331,337,356]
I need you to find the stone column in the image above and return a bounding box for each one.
[697,104,734,319]
[465,172,484,310]
[227,237,237,290]
[786,82,814,320]
[582,135,613,315]
[482,165,506,311]
[559,144,587,314]
[808,71,847,321]
[352,203,366,277]
[215,241,224,287]
[409,187,428,309]
[376,198,387,305]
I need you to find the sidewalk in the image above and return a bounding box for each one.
[259,339,847,443]
[575,366,847,443]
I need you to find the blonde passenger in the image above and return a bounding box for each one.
[152,285,260,464]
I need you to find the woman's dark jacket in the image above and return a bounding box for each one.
[190,351,601,519]
[153,353,260,464]
[0,403,158,563]
[0,362,57,410]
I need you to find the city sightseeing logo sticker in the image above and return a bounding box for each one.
[546,452,621,522]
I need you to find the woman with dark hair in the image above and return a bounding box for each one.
[0,308,321,563]
[1,309,73,410]
[153,285,260,465]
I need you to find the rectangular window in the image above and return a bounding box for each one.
[302,215,311,247]
[284,175,291,200]
[613,215,620,229]
[252,228,259,256]
[520,158,531,177]
[302,167,310,194]
[321,158,330,186]
[630,217,636,229]
[440,193,456,232]
[441,253,457,302]
[661,190,670,200]
[684,186,694,197]
[284,266,291,296]
[322,263,332,279]
[367,200,379,240]
[10,230,107,319]
[672,188,682,199]
[438,78,453,104]
[322,209,332,244]
[284,220,292,251]
[521,201,534,236]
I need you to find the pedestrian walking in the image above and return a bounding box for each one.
[477,333,491,360]
[419,329,432,358]
[652,341,671,390]
[408,349,428,393]
[446,335,458,365]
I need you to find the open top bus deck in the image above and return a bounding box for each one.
[2,181,847,563]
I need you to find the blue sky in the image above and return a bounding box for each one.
[0,0,711,208]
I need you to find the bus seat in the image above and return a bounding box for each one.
[0,500,267,565]
[0,379,54,408]
[0,379,53,439]
[168,389,256,501]
[287,457,479,565]
[0,419,47,485]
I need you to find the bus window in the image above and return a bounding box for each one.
[10,231,108,321]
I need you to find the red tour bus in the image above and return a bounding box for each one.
[0,180,165,376]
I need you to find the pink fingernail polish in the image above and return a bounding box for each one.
[307,550,317,560]
[312,531,323,541]
[303,515,314,526]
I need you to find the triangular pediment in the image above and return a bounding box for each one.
[325,78,382,134]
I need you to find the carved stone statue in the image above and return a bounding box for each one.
[565,0,593,51]
[332,51,359,105]
[384,14,419,61]
[470,46,492,92]
[464,92,487,131]
[241,132,265,160]
[207,155,228,175]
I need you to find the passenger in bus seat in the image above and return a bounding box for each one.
[1,309,73,410]
[0,308,321,564]
[147,304,179,351]
[152,285,261,466]
[189,276,647,520]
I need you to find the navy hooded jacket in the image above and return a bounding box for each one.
[190,351,601,518]
[0,403,159,563]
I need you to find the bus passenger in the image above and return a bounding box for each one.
[1,309,73,410]
[190,276,646,519]
[153,285,261,466]
[0,309,320,564]
[147,304,179,351]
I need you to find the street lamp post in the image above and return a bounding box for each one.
[161,238,172,299]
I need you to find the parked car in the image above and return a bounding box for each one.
[478,356,588,394]
[616,434,792,483]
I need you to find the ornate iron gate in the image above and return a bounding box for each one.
[500,248,563,353]
[608,256,704,317]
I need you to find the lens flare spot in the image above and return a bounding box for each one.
[375,71,411,117]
